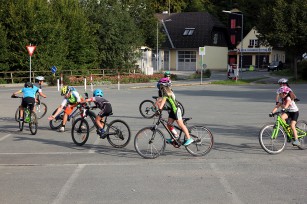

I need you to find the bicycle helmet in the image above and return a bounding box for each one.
[24,82,33,88]
[158,77,172,87]
[164,71,171,77]
[61,86,71,96]
[278,78,288,84]
[35,76,45,81]
[278,86,291,94]
[93,89,103,97]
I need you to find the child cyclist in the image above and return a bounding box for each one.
[270,86,300,146]
[48,86,82,132]
[79,89,112,139]
[156,78,193,146]
[12,82,44,121]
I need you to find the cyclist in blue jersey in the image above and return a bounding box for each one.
[12,82,44,121]
[48,86,83,132]
[156,78,193,146]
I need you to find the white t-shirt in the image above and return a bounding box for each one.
[283,96,298,112]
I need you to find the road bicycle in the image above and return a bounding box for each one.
[12,96,38,135]
[139,96,185,119]
[71,103,131,148]
[259,111,307,154]
[134,111,214,159]
[14,94,47,121]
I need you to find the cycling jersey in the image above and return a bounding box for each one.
[61,91,81,107]
[21,86,39,98]
[283,96,299,112]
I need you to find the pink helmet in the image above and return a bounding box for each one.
[278,86,291,94]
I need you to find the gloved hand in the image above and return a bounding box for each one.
[77,104,81,108]
[275,102,279,105]
[294,98,300,102]
[269,112,274,117]
[155,109,162,116]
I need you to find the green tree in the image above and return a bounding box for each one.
[255,0,307,79]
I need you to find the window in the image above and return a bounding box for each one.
[249,39,254,47]
[183,28,195,36]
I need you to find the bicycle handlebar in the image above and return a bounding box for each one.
[11,95,22,98]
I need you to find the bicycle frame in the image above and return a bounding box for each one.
[272,114,307,140]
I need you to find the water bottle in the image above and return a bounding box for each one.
[169,126,178,137]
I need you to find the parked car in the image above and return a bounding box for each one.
[268,61,283,71]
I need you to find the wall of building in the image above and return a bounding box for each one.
[200,46,228,70]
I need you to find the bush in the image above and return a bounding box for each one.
[195,69,211,78]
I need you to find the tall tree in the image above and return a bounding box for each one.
[255,0,307,79]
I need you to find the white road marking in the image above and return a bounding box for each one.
[0,134,11,142]
[52,164,85,204]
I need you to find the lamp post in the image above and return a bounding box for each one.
[223,10,244,80]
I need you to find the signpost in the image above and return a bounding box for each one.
[26,44,36,82]
[199,47,206,84]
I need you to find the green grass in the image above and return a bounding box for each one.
[211,78,265,85]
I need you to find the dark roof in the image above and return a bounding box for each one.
[156,12,230,49]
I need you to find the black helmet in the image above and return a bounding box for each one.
[24,82,33,88]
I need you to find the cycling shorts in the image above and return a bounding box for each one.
[285,111,299,122]
[97,103,112,117]
[21,97,35,110]
[168,107,182,121]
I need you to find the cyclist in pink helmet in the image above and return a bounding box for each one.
[271,86,300,146]
[275,78,298,105]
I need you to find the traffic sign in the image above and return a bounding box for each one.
[26,45,36,57]
[51,66,57,74]
[199,47,206,55]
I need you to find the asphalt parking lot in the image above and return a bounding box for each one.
[0,71,307,204]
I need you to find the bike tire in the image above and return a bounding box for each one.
[106,119,131,148]
[19,120,24,131]
[176,100,185,117]
[71,118,90,146]
[35,102,47,119]
[134,127,166,159]
[259,123,286,154]
[296,120,307,150]
[49,109,64,130]
[15,107,20,122]
[29,112,38,135]
[139,100,156,119]
[87,110,97,132]
[185,125,214,156]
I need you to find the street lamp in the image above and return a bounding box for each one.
[223,10,244,80]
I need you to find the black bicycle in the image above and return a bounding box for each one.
[71,104,131,148]
[139,96,185,119]
[134,111,214,159]
[12,96,38,135]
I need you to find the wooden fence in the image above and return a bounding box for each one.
[0,68,141,84]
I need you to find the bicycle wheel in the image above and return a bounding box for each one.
[15,107,20,122]
[106,120,131,148]
[29,112,38,135]
[71,118,89,146]
[259,123,286,154]
[139,100,156,119]
[176,100,185,117]
[134,127,166,159]
[185,125,214,156]
[49,109,63,130]
[19,120,24,131]
[296,120,307,150]
[35,102,47,119]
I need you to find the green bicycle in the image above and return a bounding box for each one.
[259,111,307,154]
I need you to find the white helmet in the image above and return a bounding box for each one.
[35,76,45,81]
[278,78,288,84]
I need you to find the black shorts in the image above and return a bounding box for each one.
[21,97,35,110]
[286,111,299,122]
[97,103,112,117]
[168,107,183,120]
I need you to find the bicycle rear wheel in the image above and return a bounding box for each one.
[15,107,20,122]
[71,118,89,146]
[134,127,166,159]
[19,120,24,131]
[259,123,286,154]
[35,102,47,119]
[185,125,214,156]
[29,112,38,135]
[139,100,156,119]
[106,120,131,148]
[296,120,307,150]
[49,109,64,130]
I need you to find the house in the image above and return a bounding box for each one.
[137,12,231,73]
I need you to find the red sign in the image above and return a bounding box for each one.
[26,45,36,57]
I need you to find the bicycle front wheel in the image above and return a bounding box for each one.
[134,127,166,159]
[71,118,89,146]
[139,100,156,119]
[29,112,38,135]
[49,109,63,130]
[296,120,307,150]
[185,125,214,156]
[35,102,47,119]
[259,123,286,154]
[106,120,131,148]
